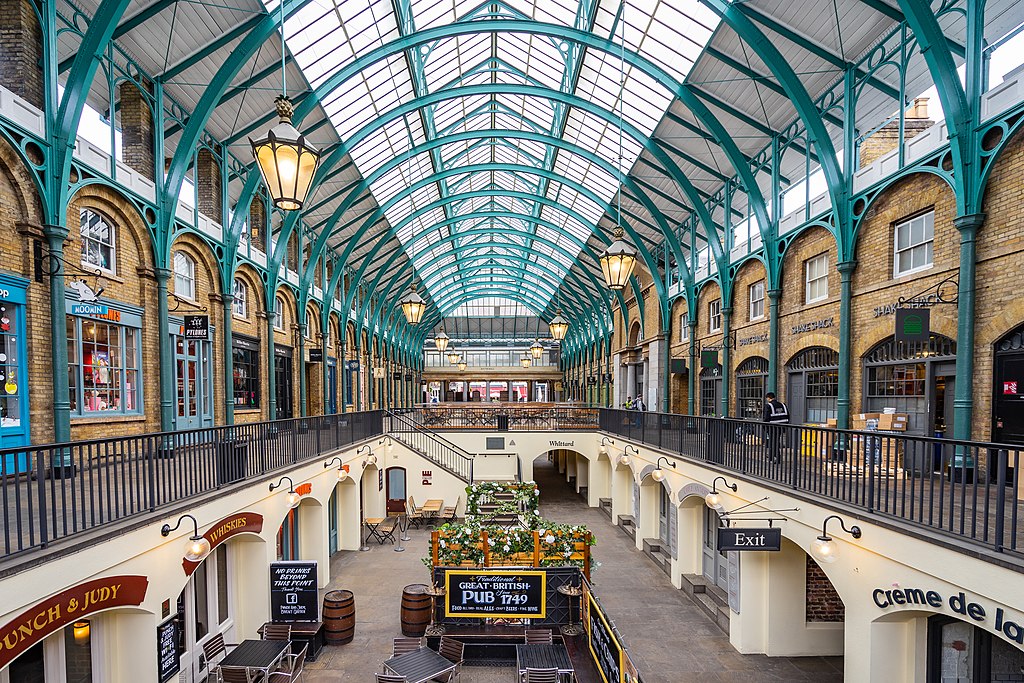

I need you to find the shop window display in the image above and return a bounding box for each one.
[232,343,260,408]
[67,317,141,415]
[0,304,20,428]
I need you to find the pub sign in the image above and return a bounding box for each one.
[184,315,209,340]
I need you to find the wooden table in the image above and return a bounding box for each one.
[383,646,456,683]
[364,517,387,544]
[421,499,444,526]
[218,639,289,675]
[517,643,574,681]
[258,621,324,662]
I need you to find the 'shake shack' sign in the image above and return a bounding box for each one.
[183,512,263,575]
[0,576,149,668]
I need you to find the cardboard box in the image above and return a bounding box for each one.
[877,414,909,431]
[854,413,882,421]
[826,418,838,428]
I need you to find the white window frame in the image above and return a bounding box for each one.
[805,253,829,304]
[173,251,197,301]
[679,313,690,342]
[274,295,286,331]
[80,208,117,275]
[709,299,722,333]
[893,211,935,277]
[231,278,247,319]
[749,281,766,321]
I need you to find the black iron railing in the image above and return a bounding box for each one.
[416,404,600,430]
[386,410,474,483]
[599,409,1023,560]
[1,411,383,559]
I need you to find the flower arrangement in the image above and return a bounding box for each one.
[465,481,541,527]
[426,517,595,572]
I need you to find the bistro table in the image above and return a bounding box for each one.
[516,643,574,682]
[364,517,387,544]
[383,646,456,683]
[421,499,444,526]
[258,621,324,661]
[218,639,289,676]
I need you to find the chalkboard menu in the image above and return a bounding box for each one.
[587,592,622,683]
[444,569,546,619]
[156,618,180,682]
[270,561,319,621]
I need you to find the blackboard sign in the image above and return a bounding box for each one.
[588,592,622,683]
[308,348,323,362]
[184,315,209,340]
[156,618,180,682]
[270,561,319,621]
[717,527,782,551]
[444,570,546,619]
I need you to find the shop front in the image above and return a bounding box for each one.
[786,346,839,425]
[0,274,29,473]
[231,334,260,412]
[66,297,144,419]
[736,356,768,421]
[275,346,294,420]
[993,323,1024,481]
[699,363,722,416]
[169,317,214,430]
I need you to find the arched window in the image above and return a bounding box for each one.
[736,356,769,420]
[232,278,248,318]
[786,347,839,424]
[863,334,956,435]
[275,295,286,331]
[173,251,196,300]
[80,209,116,273]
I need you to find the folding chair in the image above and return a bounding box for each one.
[524,668,559,683]
[441,496,461,523]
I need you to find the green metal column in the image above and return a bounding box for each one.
[155,267,175,433]
[953,214,984,440]
[266,311,277,420]
[720,307,732,417]
[662,327,671,413]
[767,289,782,395]
[321,323,331,414]
[222,293,235,424]
[44,225,72,447]
[297,322,307,417]
[687,319,697,415]
[836,261,857,428]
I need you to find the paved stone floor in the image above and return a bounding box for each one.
[305,456,844,682]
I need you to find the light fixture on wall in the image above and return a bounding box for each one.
[704,476,737,508]
[434,329,450,353]
[619,444,637,467]
[357,444,377,467]
[399,282,426,325]
[520,354,532,369]
[324,456,348,481]
[530,339,544,360]
[809,514,862,564]
[249,0,320,210]
[269,475,301,508]
[650,456,677,482]
[161,513,211,562]
[72,621,91,646]
[599,436,615,456]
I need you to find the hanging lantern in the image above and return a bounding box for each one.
[600,226,638,290]
[434,330,450,353]
[399,282,426,325]
[250,96,320,211]
[447,349,460,364]
[548,309,569,341]
[530,340,544,360]
[520,355,532,369]
[457,360,467,371]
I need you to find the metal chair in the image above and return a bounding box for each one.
[203,633,238,670]
[438,636,465,682]
[216,665,265,683]
[524,668,559,683]
[374,674,407,683]
[407,497,425,529]
[525,629,553,644]
[392,637,424,657]
[262,623,292,641]
[268,643,306,683]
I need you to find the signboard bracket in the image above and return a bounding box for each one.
[896,274,959,308]
[169,293,208,312]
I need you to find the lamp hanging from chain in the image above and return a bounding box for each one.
[434,329,450,353]
[530,339,544,360]
[520,354,532,369]
[457,359,467,371]
[547,288,569,341]
[249,0,320,210]
[599,0,638,290]
[399,282,426,325]
[447,348,460,364]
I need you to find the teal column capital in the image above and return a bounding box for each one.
[953,213,985,234]
[837,260,857,276]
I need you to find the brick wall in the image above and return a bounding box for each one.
[805,555,845,622]
[231,264,267,424]
[0,0,43,109]
[248,197,266,251]
[119,80,155,181]
[858,99,934,167]
[196,147,222,223]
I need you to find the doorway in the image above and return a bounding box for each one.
[700,365,722,416]
[992,325,1024,482]
[174,545,233,681]
[702,507,728,591]
[659,485,671,547]
[328,361,337,414]
[0,286,29,472]
[329,487,339,555]
[386,467,407,515]
[275,349,294,419]
[173,334,213,430]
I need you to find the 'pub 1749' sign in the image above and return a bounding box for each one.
[444,569,546,619]
[717,527,782,551]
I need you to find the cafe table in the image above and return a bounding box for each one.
[218,638,289,675]
[516,643,574,682]
[421,499,444,526]
[383,646,456,683]
[364,517,387,544]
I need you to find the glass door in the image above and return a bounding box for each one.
[328,361,337,414]
[275,352,294,419]
[0,291,28,473]
[175,546,233,682]
[174,336,213,430]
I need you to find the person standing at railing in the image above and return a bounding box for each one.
[762,392,789,463]
[624,396,633,410]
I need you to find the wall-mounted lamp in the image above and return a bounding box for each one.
[650,456,677,482]
[810,515,862,564]
[72,620,91,646]
[599,437,615,456]
[619,444,638,467]
[269,476,301,509]
[161,513,211,562]
[705,476,738,508]
[356,444,377,466]
[324,456,348,481]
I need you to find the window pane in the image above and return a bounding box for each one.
[216,545,229,624]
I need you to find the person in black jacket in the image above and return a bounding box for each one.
[762,392,790,463]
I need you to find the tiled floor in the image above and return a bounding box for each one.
[304,457,844,682]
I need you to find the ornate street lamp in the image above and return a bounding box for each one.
[399,282,426,325]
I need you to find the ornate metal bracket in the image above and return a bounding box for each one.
[169,293,208,313]
[897,274,959,308]
[33,242,106,300]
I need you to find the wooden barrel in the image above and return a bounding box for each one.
[323,590,355,644]
[400,584,432,636]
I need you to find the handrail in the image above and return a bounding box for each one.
[597,408,1023,563]
[386,410,475,483]
[1,411,385,560]
[391,408,474,458]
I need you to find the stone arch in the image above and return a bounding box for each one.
[627,320,642,347]
[0,135,43,225]
[729,257,768,309]
[852,168,956,243]
[853,316,957,361]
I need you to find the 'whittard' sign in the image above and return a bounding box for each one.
[717,527,782,551]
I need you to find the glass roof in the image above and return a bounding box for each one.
[265,0,720,313]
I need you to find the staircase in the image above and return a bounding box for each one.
[681,574,731,634]
[385,410,475,483]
